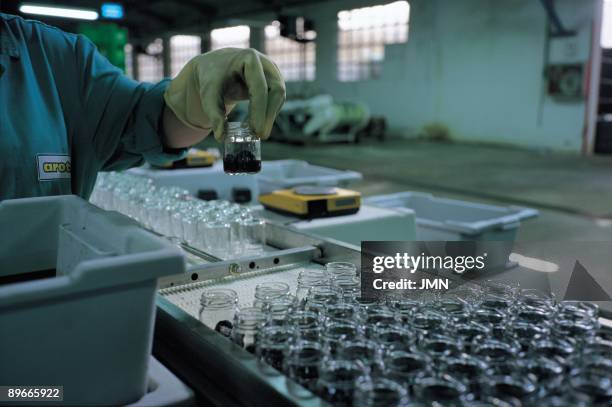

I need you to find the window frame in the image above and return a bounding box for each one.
[336,1,410,82]
[264,21,316,82]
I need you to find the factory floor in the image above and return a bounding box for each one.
[261,138,612,241]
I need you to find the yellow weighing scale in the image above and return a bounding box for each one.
[154,148,217,169]
[259,186,361,219]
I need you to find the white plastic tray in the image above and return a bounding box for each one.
[364,191,538,241]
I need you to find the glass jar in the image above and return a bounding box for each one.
[253,282,290,309]
[322,303,359,324]
[289,311,321,341]
[453,322,491,353]
[373,326,414,354]
[362,308,399,339]
[238,217,266,253]
[418,334,462,358]
[353,376,409,407]
[263,294,297,326]
[510,321,549,352]
[515,356,564,395]
[569,367,612,405]
[316,358,368,406]
[326,262,358,280]
[529,337,575,362]
[256,325,295,374]
[485,280,520,298]
[435,297,471,324]
[552,316,598,344]
[305,285,342,307]
[480,293,515,312]
[199,288,239,335]
[322,321,362,356]
[473,307,506,325]
[383,350,430,386]
[480,374,537,405]
[283,339,324,395]
[519,288,556,311]
[515,304,551,324]
[557,301,599,320]
[387,298,420,323]
[223,122,261,174]
[413,376,468,406]
[296,269,330,305]
[473,338,520,365]
[410,307,447,334]
[332,275,361,302]
[441,353,488,395]
[349,296,379,313]
[338,339,381,374]
[230,307,266,354]
[202,219,232,257]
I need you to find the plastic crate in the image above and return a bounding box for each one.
[0,195,184,406]
[364,192,538,241]
[256,160,363,194]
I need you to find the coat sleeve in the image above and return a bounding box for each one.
[72,34,186,170]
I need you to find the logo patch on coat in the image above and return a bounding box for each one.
[37,154,71,181]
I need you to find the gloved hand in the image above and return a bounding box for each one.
[164,47,286,141]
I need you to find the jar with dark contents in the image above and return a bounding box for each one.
[223,122,261,175]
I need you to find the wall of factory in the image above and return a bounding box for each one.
[281,0,596,152]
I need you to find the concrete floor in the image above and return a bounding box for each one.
[261,139,612,241]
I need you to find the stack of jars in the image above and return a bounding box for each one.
[90,172,266,257]
[198,263,612,406]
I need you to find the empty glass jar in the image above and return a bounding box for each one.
[316,358,368,406]
[326,262,358,280]
[253,282,290,310]
[230,307,266,354]
[239,217,266,253]
[296,268,330,305]
[257,325,295,374]
[353,376,409,407]
[413,376,468,406]
[199,288,238,335]
[284,339,325,395]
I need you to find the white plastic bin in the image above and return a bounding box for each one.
[0,196,184,406]
[256,160,363,194]
[364,192,538,241]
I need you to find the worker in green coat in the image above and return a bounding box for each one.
[0,13,285,200]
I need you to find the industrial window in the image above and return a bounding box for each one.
[210,25,250,50]
[170,35,202,77]
[265,21,316,81]
[137,38,164,82]
[337,1,410,81]
[603,0,612,48]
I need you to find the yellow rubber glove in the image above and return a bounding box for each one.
[164,48,286,141]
